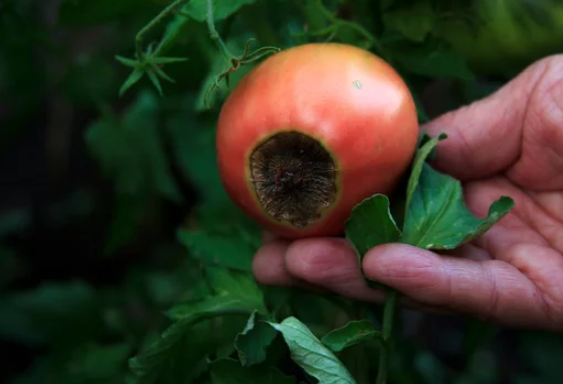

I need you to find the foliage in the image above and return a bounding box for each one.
[1,1,563,384]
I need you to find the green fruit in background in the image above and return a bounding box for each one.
[433,0,563,75]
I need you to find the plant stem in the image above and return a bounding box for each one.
[135,0,189,60]
[206,0,233,60]
[376,289,397,384]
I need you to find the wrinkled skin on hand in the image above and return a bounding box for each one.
[252,56,563,332]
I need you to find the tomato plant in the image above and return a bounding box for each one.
[217,43,419,238]
[1,1,563,384]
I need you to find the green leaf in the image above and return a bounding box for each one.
[0,281,104,347]
[268,317,357,384]
[9,342,131,384]
[402,131,514,248]
[345,194,401,258]
[205,267,264,303]
[119,68,144,96]
[165,110,229,204]
[86,91,183,253]
[210,358,297,384]
[321,320,381,353]
[87,91,182,202]
[166,294,259,321]
[402,162,515,249]
[405,133,447,217]
[392,44,475,81]
[182,0,257,23]
[235,311,278,366]
[146,69,164,96]
[115,55,139,68]
[129,295,255,384]
[151,56,188,65]
[178,229,256,271]
[382,0,436,42]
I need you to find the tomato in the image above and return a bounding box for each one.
[216,43,419,239]
[433,0,563,75]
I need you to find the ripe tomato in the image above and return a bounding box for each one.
[216,43,419,239]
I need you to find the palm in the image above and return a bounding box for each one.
[458,175,563,323]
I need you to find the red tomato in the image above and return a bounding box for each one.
[216,43,419,239]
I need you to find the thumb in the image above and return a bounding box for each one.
[421,58,550,181]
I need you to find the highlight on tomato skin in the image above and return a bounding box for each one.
[216,42,420,239]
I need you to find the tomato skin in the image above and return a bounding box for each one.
[216,43,419,239]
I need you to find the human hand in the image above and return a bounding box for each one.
[252,56,563,332]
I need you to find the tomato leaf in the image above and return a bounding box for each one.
[391,42,475,81]
[321,320,381,353]
[166,294,259,321]
[182,0,257,23]
[129,295,255,384]
[402,162,515,249]
[402,132,514,249]
[345,194,401,258]
[345,194,401,289]
[405,133,448,218]
[165,111,230,204]
[210,358,297,384]
[206,267,265,308]
[0,281,103,347]
[382,0,436,42]
[86,91,183,254]
[177,229,256,271]
[234,310,278,367]
[268,317,357,384]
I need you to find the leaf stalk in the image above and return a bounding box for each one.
[376,289,397,384]
[135,0,188,60]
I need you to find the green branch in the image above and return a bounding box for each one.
[135,0,189,60]
[206,0,233,60]
[376,289,397,384]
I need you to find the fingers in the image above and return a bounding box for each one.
[422,56,558,181]
[362,244,555,329]
[253,237,386,302]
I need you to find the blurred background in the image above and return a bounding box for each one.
[1,1,562,383]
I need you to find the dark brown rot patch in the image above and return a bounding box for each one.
[249,131,337,228]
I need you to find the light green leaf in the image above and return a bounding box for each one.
[146,69,163,96]
[402,162,515,249]
[321,320,381,353]
[404,133,447,218]
[182,0,257,23]
[382,0,436,42]
[210,358,297,384]
[178,229,256,271]
[345,194,401,258]
[235,311,278,366]
[205,267,264,303]
[268,317,357,384]
[119,68,144,96]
